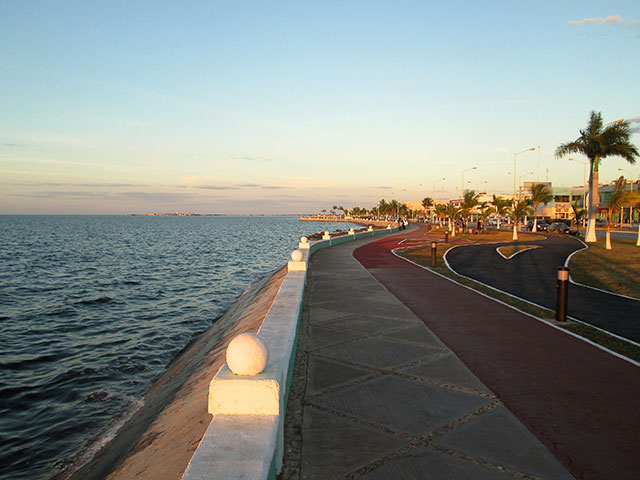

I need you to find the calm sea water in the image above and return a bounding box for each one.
[0,215,358,480]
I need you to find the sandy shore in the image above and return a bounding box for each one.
[66,266,287,480]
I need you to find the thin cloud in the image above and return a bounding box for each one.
[10,182,148,188]
[194,185,240,190]
[260,185,289,190]
[376,186,393,189]
[568,15,640,28]
[12,191,110,199]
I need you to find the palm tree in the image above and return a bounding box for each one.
[461,190,479,228]
[422,197,434,221]
[478,202,492,233]
[435,203,447,227]
[555,111,638,243]
[492,195,511,231]
[445,203,460,237]
[603,177,640,250]
[509,199,532,241]
[530,183,553,232]
[570,201,587,228]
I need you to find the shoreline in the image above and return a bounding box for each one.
[63,266,287,480]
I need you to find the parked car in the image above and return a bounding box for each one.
[548,222,579,235]
[526,220,549,231]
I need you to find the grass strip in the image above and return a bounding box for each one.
[569,236,640,299]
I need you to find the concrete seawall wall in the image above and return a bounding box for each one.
[181,225,401,480]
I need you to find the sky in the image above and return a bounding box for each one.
[1,0,639,214]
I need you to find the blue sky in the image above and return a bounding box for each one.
[1,0,639,214]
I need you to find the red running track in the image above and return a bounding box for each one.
[353,227,640,480]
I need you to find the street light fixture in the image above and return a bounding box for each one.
[618,167,634,227]
[513,148,536,204]
[508,171,534,200]
[461,167,477,199]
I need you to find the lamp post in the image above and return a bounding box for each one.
[461,167,477,200]
[513,148,536,204]
[507,171,534,200]
[618,168,634,226]
[433,177,446,201]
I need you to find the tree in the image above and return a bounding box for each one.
[492,195,511,231]
[603,177,640,250]
[555,111,638,242]
[570,201,587,228]
[509,199,532,241]
[422,197,434,221]
[530,183,553,232]
[478,202,492,233]
[445,203,460,237]
[435,203,447,226]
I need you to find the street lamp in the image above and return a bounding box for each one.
[513,147,536,204]
[508,171,534,200]
[433,177,446,200]
[569,158,588,223]
[618,167,634,226]
[461,167,477,199]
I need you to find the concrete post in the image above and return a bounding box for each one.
[556,267,569,322]
[431,242,437,268]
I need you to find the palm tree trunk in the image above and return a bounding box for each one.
[636,222,640,246]
[512,222,518,241]
[585,159,598,242]
[606,229,612,250]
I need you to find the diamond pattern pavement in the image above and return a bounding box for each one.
[281,236,575,479]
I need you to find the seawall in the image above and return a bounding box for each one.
[67,267,288,480]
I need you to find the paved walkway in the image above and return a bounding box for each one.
[281,232,577,479]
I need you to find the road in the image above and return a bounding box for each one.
[444,232,640,343]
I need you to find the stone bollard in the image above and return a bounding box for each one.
[288,249,306,271]
[368,225,373,232]
[298,236,310,249]
[322,231,331,240]
[348,227,355,236]
[387,225,391,230]
[226,333,268,376]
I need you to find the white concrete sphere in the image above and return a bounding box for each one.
[300,236,308,244]
[226,333,268,376]
[349,228,354,233]
[291,249,303,262]
[324,231,329,236]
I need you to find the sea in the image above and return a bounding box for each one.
[0,215,360,480]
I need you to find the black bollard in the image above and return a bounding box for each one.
[444,231,449,243]
[556,266,569,322]
[431,242,437,268]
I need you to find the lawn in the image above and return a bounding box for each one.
[399,227,640,362]
[568,235,640,299]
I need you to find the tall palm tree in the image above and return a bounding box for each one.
[529,183,553,232]
[459,190,479,233]
[555,111,638,243]
[509,199,532,241]
[492,195,511,231]
[570,200,587,228]
[445,203,460,237]
[435,203,447,227]
[422,197,434,221]
[604,177,640,250]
